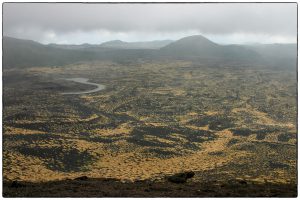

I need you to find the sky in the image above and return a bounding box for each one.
[3,3,297,44]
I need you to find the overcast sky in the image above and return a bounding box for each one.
[3,3,297,44]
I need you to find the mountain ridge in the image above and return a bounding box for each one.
[3,35,296,69]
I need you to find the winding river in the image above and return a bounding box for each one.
[61,78,105,95]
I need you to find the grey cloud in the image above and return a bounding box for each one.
[3,3,297,43]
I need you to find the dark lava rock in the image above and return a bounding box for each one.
[167,171,195,183]
[238,180,247,185]
[144,188,150,192]
[11,181,25,188]
[186,171,195,178]
[202,188,215,193]
[74,176,88,181]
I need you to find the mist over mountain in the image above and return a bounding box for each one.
[245,43,297,69]
[48,43,99,50]
[100,39,174,49]
[48,39,173,50]
[3,35,296,69]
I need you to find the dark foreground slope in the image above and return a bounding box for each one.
[3,172,297,197]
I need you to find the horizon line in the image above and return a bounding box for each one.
[3,34,297,46]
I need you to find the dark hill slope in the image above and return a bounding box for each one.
[3,37,98,68]
[3,37,156,68]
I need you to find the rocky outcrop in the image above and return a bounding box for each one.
[167,171,195,183]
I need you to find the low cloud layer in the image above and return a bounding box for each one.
[3,3,297,44]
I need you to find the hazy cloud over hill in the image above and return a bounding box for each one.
[3,3,297,44]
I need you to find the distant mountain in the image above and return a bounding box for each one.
[3,37,99,68]
[159,35,296,69]
[159,35,262,64]
[100,40,173,49]
[3,35,296,69]
[160,35,219,56]
[47,40,173,50]
[47,43,98,50]
[2,37,156,68]
[100,40,127,48]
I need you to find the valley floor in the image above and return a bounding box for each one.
[3,60,297,197]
